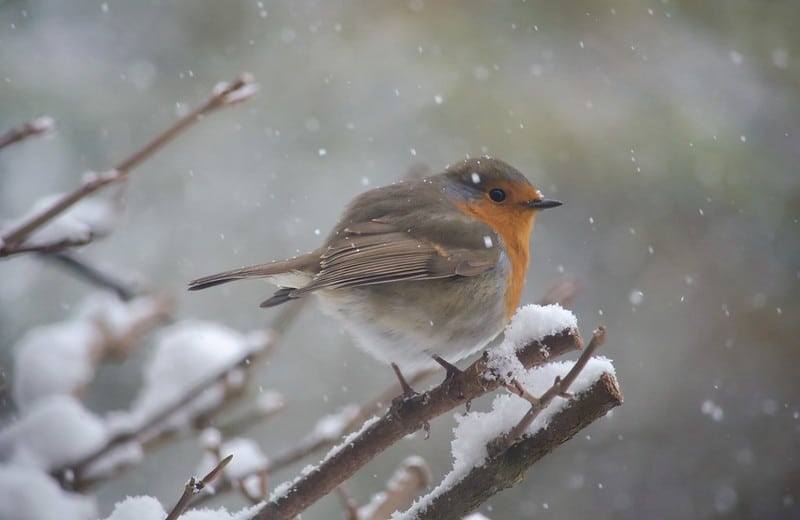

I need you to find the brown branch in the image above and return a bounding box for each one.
[165,454,233,520]
[503,326,606,445]
[41,251,141,301]
[0,116,55,151]
[360,456,431,520]
[408,372,622,519]
[253,328,582,520]
[0,75,257,257]
[537,277,579,307]
[57,301,300,490]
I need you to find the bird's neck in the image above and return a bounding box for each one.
[455,200,535,320]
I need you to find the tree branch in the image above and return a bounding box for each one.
[409,372,622,519]
[165,454,233,520]
[0,116,55,151]
[0,75,257,257]
[41,251,140,301]
[254,329,582,520]
[56,301,301,490]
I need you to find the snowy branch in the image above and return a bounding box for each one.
[406,372,622,519]
[0,74,257,258]
[254,327,582,520]
[0,115,55,150]
[399,328,621,519]
[56,302,301,490]
[165,454,233,520]
[190,367,435,508]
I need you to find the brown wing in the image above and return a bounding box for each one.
[288,220,499,297]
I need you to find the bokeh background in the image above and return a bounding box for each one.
[1,1,798,518]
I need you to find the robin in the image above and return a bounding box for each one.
[189,157,561,372]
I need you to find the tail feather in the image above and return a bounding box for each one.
[188,256,316,291]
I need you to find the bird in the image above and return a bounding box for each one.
[189,157,561,372]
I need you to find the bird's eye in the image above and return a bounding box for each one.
[489,188,506,203]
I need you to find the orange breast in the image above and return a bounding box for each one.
[456,198,535,321]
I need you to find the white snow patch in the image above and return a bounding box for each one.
[122,321,266,435]
[0,395,108,471]
[197,437,267,481]
[13,293,164,410]
[313,405,360,441]
[102,495,165,520]
[3,194,118,248]
[12,319,99,410]
[102,495,263,520]
[76,293,163,339]
[0,465,97,520]
[398,357,615,518]
[82,440,143,481]
[486,304,577,382]
[270,415,380,502]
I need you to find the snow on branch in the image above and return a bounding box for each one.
[55,301,301,490]
[254,305,585,520]
[398,329,622,519]
[0,74,257,258]
[0,115,55,150]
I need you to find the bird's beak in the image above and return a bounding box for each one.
[524,198,562,210]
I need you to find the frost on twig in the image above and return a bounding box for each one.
[0,115,55,150]
[0,74,257,257]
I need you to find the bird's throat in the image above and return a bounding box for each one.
[456,200,535,320]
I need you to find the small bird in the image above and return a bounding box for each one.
[189,157,561,371]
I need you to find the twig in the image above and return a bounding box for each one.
[336,485,360,520]
[165,454,233,520]
[41,251,140,301]
[189,367,434,508]
[408,373,622,519]
[504,326,606,445]
[360,456,430,520]
[0,116,55,151]
[537,277,579,307]
[0,75,257,257]
[253,328,581,520]
[58,301,300,489]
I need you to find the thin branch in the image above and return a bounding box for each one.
[537,277,579,307]
[360,457,431,520]
[254,328,582,520]
[409,373,622,519]
[165,454,233,520]
[41,251,140,301]
[189,368,435,508]
[503,326,606,445]
[0,75,257,257]
[0,116,55,151]
[57,301,300,489]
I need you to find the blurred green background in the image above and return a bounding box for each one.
[1,1,798,518]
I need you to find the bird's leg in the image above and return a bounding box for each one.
[389,363,430,436]
[432,355,462,381]
[391,362,418,399]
